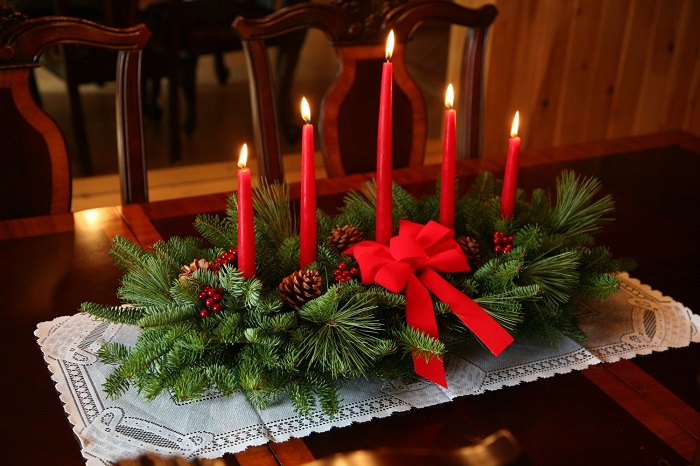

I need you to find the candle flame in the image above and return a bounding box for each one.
[301,97,311,123]
[238,143,248,168]
[445,84,454,109]
[385,30,394,61]
[511,111,519,137]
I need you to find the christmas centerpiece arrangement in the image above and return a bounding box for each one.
[81,169,631,416]
[80,31,632,416]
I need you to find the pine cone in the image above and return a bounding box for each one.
[179,258,220,280]
[328,225,364,252]
[457,236,481,267]
[279,269,323,309]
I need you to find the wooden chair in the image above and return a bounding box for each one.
[233,0,498,182]
[0,7,150,220]
[7,0,141,177]
[139,0,307,164]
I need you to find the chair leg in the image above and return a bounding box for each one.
[214,52,229,85]
[181,55,197,135]
[66,81,94,176]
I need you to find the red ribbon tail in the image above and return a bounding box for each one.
[405,274,448,387]
[420,268,514,356]
[414,354,447,388]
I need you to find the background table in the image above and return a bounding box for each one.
[2,131,699,465]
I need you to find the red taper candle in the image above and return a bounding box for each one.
[500,112,521,218]
[440,84,456,230]
[237,144,256,278]
[300,97,317,268]
[376,30,394,245]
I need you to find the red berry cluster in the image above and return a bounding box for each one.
[214,247,238,267]
[333,262,359,283]
[493,231,514,254]
[198,285,224,318]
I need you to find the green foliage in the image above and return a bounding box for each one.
[82,171,631,415]
[295,288,384,378]
[80,302,144,325]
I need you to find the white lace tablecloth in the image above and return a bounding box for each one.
[35,273,699,465]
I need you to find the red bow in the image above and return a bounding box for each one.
[345,220,514,387]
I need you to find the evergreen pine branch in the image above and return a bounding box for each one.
[255,294,285,315]
[138,376,172,401]
[365,285,406,308]
[317,209,336,240]
[577,272,620,299]
[109,235,148,271]
[243,328,284,346]
[367,351,416,383]
[472,255,524,291]
[392,325,445,363]
[519,250,580,304]
[561,233,596,250]
[174,332,216,365]
[415,182,440,225]
[139,360,178,400]
[152,236,212,274]
[136,304,197,327]
[217,265,245,294]
[225,191,238,220]
[103,367,131,398]
[96,342,130,365]
[472,285,537,331]
[288,380,315,416]
[311,242,344,283]
[206,364,239,397]
[253,179,297,243]
[334,181,379,239]
[256,236,299,288]
[518,188,552,227]
[467,172,497,201]
[172,367,210,401]
[305,371,341,416]
[247,312,297,333]
[187,267,219,291]
[195,213,236,249]
[551,171,615,237]
[579,246,635,275]
[520,299,585,345]
[80,302,145,325]
[609,258,638,273]
[169,278,200,308]
[119,328,174,379]
[237,346,282,409]
[213,312,246,344]
[513,224,543,250]
[117,256,175,306]
[240,278,262,310]
[295,290,384,378]
[217,266,262,310]
[392,183,421,223]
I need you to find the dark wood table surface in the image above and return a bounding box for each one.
[2,131,699,465]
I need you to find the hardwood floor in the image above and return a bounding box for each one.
[35,44,443,212]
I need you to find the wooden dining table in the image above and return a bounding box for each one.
[2,131,699,465]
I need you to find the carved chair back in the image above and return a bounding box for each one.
[0,7,150,220]
[234,0,498,181]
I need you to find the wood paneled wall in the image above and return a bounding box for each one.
[457,0,700,158]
